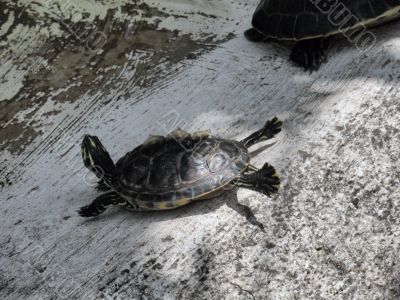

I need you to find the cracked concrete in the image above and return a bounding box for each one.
[1,0,400,299]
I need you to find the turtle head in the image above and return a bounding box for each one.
[81,134,115,185]
[82,135,105,155]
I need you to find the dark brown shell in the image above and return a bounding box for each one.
[111,131,250,210]
[251,0,400,40]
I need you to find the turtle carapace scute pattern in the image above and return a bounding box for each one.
[78,117,282,217]
[245,0,400,71]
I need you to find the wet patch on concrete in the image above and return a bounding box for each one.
[0,1,235,159]
[0,2,36,39]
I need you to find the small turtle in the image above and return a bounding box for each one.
[78,117,282,217]
[245,0,400,71]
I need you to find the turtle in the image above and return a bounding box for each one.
[245,0,400,71]
[78,117,282,217]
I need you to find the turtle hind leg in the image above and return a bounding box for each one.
[78,192,125,217]
[244,28,264,42]
[232,163,280,197]
[290,37,332,72]
[241,117,282,148]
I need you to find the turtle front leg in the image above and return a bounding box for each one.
[232,163,280,197]
[290,37,332,72]
[78,191,126,217]
[241,117,282,148]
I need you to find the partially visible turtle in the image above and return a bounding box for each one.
[78,117,282,217]
[245,0,400,71]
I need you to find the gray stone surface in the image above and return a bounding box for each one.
[0,1,399,299]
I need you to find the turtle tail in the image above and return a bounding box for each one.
[81,135,115,188]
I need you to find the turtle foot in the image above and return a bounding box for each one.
[77,192,124,218]
[233,163,280,197]
[78,205,100,218]
[290,37,332,72]
[241,117,282,148]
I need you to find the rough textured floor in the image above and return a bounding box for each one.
[1,1,400,299]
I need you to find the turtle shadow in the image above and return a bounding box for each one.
[161,189,266,232]
[224,191,266,232]
[85,189,266,232]
[249,141,277,158]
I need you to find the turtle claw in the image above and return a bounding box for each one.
[78,207,92,218]
[242,117,282,148]
[251,163,280,197]
[291,37,331,73]
[78,206,98,218]
[232,163,280,197]
[77,192,124,218]
[263,117,282,139]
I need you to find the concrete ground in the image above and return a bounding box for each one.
[0,1,399,299]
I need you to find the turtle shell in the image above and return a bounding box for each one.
[111,131,250,210]
[252,0,400,40]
